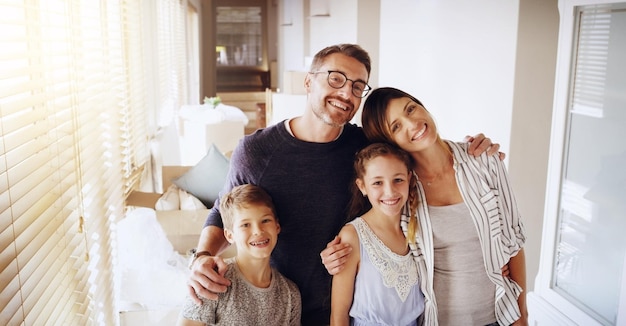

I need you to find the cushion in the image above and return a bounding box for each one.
[155,185,180,211]
[179,187,208,210]
[172,143,230,207]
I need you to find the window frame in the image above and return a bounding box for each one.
[528,0,626,325]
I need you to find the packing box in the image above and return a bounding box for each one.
[125,166,209,254]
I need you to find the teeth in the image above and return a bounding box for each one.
[412,125,426,140]
[382,198,400,205]
[250,239,269,246]
[330,101,348,111]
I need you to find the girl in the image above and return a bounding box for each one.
[330,142,428,326]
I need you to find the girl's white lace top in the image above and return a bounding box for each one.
[350,217,418,301]
[347,217,424,326]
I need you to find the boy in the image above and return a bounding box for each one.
[178,184,301,325]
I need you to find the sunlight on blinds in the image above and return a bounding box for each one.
[156,0,188,127]
[0,0,156,324]
[121,1,149,195]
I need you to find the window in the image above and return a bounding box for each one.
[529,1,626,325]
[0,0,191,324]
[214,0,269,92]
[550,3,626,323]
[216,6,263,67]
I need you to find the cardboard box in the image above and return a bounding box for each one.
[125,166,236,257]
[126,166,209,254]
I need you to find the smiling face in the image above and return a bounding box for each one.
[385,97,439,152]
[356,155,410,219]
[305,53,369,127]
[224,204,280,260]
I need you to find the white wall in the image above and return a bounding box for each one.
[379,0,518,154]
[278,0,306,85]
[279,0,372,75]
[309,0,359,54]
[508,0,558,297]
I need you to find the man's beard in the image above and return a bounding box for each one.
[312,103,352,128]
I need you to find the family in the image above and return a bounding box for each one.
[177,43,527,326]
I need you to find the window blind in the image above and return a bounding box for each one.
[0,0,175,324]
[156,0,189,126]
[570,5,611,118]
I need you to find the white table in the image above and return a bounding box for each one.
[178,104,248,165]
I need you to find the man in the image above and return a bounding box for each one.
[187,44,498,325]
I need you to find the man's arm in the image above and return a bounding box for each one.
[197,224,230,254]
[186,225,232,304]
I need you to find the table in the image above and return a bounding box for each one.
[178,104,248,165]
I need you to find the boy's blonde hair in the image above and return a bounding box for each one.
[219,184,277,230]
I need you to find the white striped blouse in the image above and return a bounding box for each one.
[402,140,526,326]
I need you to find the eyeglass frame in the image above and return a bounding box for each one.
[309,70,372,98]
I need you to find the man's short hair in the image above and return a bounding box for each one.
[310,43,371,78]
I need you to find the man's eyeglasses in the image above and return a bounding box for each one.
[309,70,371,98]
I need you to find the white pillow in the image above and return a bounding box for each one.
[179,188,208,210]
[155,185,180,211]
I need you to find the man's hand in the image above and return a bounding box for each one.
[465,133,506,160]
[320,236,352,275]
[187,255,231,304]
[502,263,510,278]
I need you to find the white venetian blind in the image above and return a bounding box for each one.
[570,5,611,118]
[120,0,149,194]
[0,0,153,324]
[156,0,189,126]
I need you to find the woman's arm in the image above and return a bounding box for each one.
[487,149,527,324]
[509,248,528,325]
[491,154,526,248]
[330,225,360,326]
